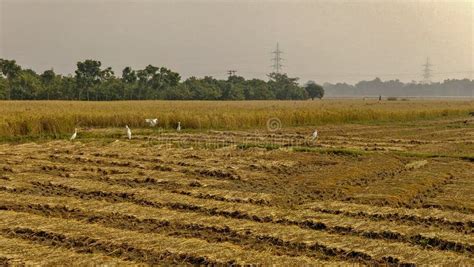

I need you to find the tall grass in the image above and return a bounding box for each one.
[0,99,472,138]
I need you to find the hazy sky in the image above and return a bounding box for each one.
[0,0,472,84]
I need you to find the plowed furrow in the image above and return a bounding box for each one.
[0,257,12,266]
[47,154,152,171]
[0,235,134,265]
[313,206,472,234]
[306,201,474,234]
[13,157,230,190]
[27,169,268,205]
[409,174,458,208]
[2,172,270,209]
[421,204,474,215]
[0,211,331,265]
[1,186,473,263]
[4,176,472,234]
[46,149,214,171]
[338,167,406,187]
[0,202,377,264]
[170,189,271,206]
[44,154,245,183]
[1,228,218,266]
[3,200,473,258]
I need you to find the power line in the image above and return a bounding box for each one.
[271,42,283,73]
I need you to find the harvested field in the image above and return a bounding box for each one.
[0,101,473,265]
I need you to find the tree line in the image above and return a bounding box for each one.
[0,59,324,101]
[324,77,474,97]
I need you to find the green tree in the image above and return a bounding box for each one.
[0,76,7,99]
[121,67,137,99]
[162,84,193,100]
[91,66,115,100]
[40,69,57,100]
[0,59,22,99]
[100,67,115,81]
[149,67,181,99]
[305,80,324,100]
[96,77,124,100]
[222,83,245,100]
[10,70,43,100]
[185,76,222,100]
[267,72,307,100]
[40,69,55,83]
[244,79,275,100]
[0,59,22,80]
[222,75,245,100]
[59,75,76,100]
[135,65,159,99]
[122,67,137,83]
[75,60,102,100]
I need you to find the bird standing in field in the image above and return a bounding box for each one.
[125,125,132,140]
[177,122,181,132]
[70,128,77,141]
[312,129,318,141]
[145,118,158,127]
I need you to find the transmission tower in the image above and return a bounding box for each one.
[272,42,283,73]
[422,57,433,84]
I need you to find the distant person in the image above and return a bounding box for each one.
[379,95,382,101]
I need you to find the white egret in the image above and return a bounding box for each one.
[125,125,132,140]
[70,128,77,141]
[145,118,158,127]
[177,122,181,132]
[312,130,318,141]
